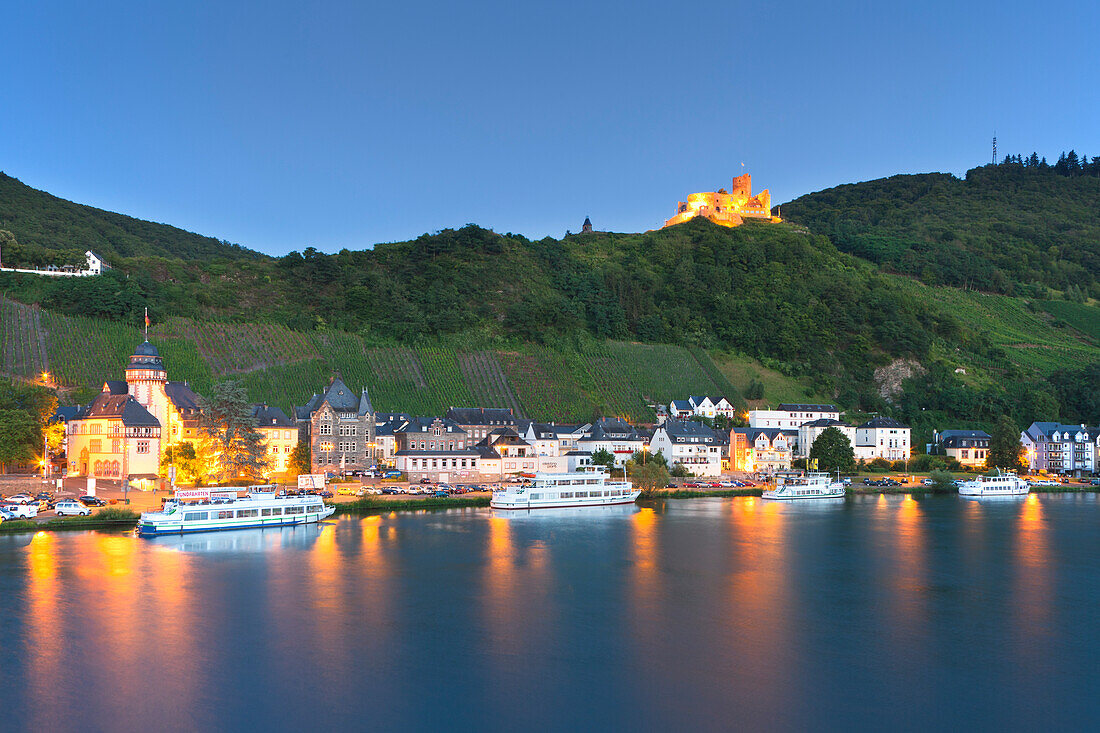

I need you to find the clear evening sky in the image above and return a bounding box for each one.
[3,1,1097,255]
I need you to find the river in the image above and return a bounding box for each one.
[2,494,1099,731]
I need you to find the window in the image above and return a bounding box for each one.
[137,441,150,454]
[261,508,273,517]
[271,507,283,516]
[217,510,234,519]
[184,511,208,522]
[309,504,323,512]
[319,424,332,436]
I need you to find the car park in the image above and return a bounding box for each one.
[54,501,91,517]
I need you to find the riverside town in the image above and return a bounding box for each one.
[3,4,1100,727]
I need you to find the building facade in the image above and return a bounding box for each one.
[1021,422,1098,475]
[749,404,840,431]
[797,418,856,459]
[931,429,991,467]
[855,417,911,462]
[730,428,794,475]
[251,404,298,476]
[649,419,723,476]
[394,417,479,482]
[66,340,202,483]
[295,376,376,473]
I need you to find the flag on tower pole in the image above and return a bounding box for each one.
[144,307,149,338]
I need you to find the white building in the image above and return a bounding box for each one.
[687,396,737,420]
[1021,422,1098,475]
[576,419,644,467]
[649,419,723,476]
[855,417,911,462]
[797,418,856,459]
[749,403,840,430]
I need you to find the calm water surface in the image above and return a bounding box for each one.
[2,494,1100,731]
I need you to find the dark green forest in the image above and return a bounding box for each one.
[781,158,1100,297]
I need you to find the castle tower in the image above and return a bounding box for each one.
[730,174,752,199]
[126,340,169,427]
[582,216,593,233]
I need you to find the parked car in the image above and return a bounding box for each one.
[419,477,433,485]
[54,501,92,517]
[1091,478,1100,486]
[338,487,360,496]
[79,496,107,507]
[921,479,935,486]
[433,490,448,498]
[2,503,38,519]
[380,488,400,495]
[6,494,34,505]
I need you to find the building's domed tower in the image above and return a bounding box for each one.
[126,340,168,426]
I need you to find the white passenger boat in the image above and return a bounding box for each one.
[490,467,639,509]
[137,486,335,536]
[958,469,1029,497]
[762,471,846,500]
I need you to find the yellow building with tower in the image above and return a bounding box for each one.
[663,174,780,229]
[66,340,203,484]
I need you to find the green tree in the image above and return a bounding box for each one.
[289,441,311,477]
[198,381,269,483]
[669,461,691,477]
[745,380,764,400]
[809,427,855,472]
[987,415,1024,471]
[0,409,37,473]
[630,462,671,494]
[630,449,668,469]
[928,468,956,491]
[591,448,615,469]
[161,441,207,485]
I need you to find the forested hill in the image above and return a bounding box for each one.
[0,172,262,264]
[780,161,1100,298]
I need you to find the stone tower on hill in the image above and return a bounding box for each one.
[662,174,781,229]
[581,217,593,233]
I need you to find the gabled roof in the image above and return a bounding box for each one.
[166,381,202,412]
[858,416,909,430]
[732,427,793,442]
[294,393,323,421]
[375,412,412,426]
[319,376,361,412]
[445,407,516,425]
[689,395,713,406]
[778,403,839,412]
[585,418,640,441]
[251,403,295,427]
[658,419,719,443]
[670,399,692,411]
[52,405,82,422]
[104,380,129,395]
[79,392,160,427]
[941,434,990,448]
[398,417,466,434]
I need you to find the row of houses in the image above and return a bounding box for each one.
[59,342,1094,484]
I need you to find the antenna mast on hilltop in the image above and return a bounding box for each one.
[992,132,997,164]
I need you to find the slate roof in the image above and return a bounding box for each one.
[52,405,82,422]
[104,380,129,395]
[586,418,640,441]
[295,377,373,418]
[166,382,202,412]
[731,427,795,447]
[941,434,990,449]
[79,393,160,427]
[800,418,850,428]
[858,417,909,430]
[670,399,692,412]
[778,403,839,413]
[445,407,516,426]
[1025,422,1099,441]
[251,404,295,427]
[659,419,719,443]
[399,417,466,434]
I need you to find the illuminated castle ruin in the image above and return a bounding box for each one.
[663,174,780,229]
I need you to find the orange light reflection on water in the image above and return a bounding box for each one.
[483,515,517,655]
[1013,494,1051,631]
[26,531,59,729]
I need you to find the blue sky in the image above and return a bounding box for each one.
[3,0,1097,255]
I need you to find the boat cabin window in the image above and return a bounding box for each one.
[576,491,587,498]
[309,504,323,512]
[217,510,233,519]
[237,509,259,518]
[271,507,283,515]
[530,494,541,500]
[261,508,272,516]
[561,492,573,498]
[184,511,208,521]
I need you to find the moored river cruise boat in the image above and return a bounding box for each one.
[762,471,846,500]
[958,469,1030,497]
[137,486,335,536]
[490,467,639,509]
